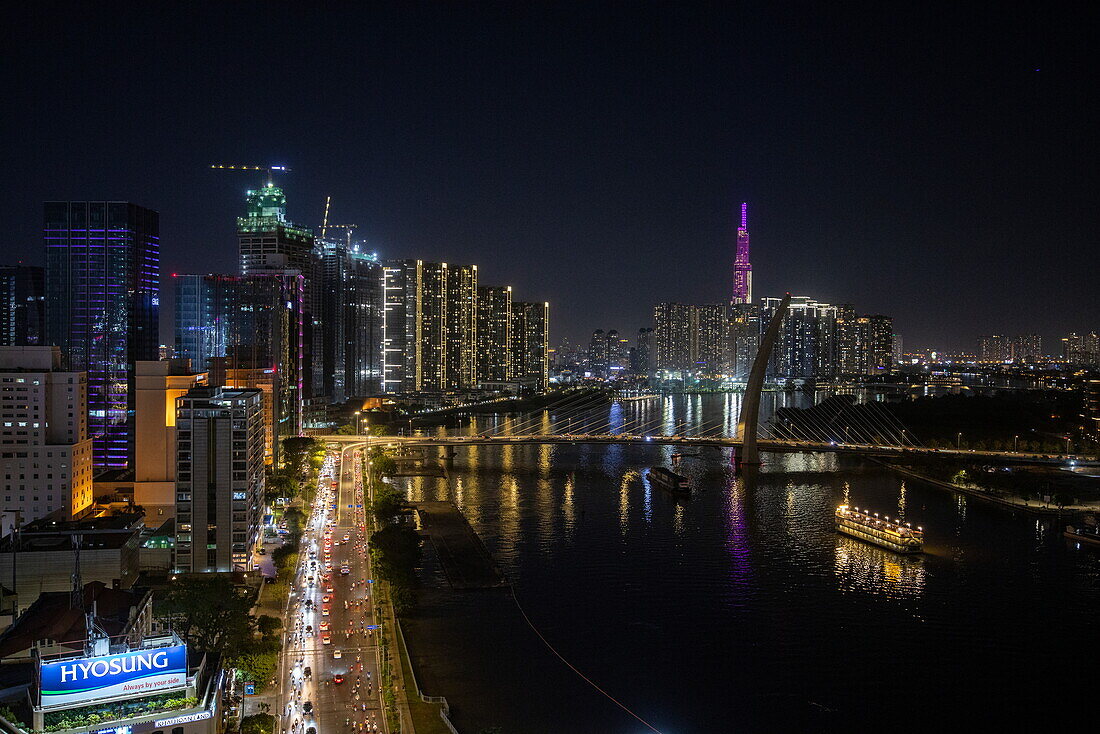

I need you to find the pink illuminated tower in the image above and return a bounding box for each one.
[731,202,752,304]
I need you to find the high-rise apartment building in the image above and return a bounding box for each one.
[445,265,477,390]
[45,201,159,469]
[632,327,654,376]
[653,303,698,373]
[0,266,46,347]
[477,286,511,382]
[173,386,265,573]
[510,302,549,390]
[978,335,1009,361]
[0,346,93,525]
[729,303,761,379]
[731,202,752,304]
[588,329,609,377]
[312,240,350,402]
[381,260,485,393]
[1062,332,1100,366]
[979,333,1042,362]
[761,296,841,379]
[695,305,730,373]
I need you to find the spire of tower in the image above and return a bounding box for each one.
[732,201,753,304]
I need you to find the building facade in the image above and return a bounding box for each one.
[173,386,265,573]
[0,346,93,526]
[510,302,549,390]
[44,202,159,469]
[0,266,45,347]
[477,285,511,382]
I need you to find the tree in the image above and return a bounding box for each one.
[161,575,255,657]
[241,713,276,734]
[266,470,298,502]
[372,454,397,478]
[282,436,322,476]
[371,483,404,522]
[257,614,282,641]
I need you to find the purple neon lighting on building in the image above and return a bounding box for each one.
[732,202,752,304]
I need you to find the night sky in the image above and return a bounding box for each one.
[3,3,1097,351]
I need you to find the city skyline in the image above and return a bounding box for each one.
[2,4,1096,351]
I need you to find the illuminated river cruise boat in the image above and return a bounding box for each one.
[835,505,923,554]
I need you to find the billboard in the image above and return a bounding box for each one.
[40,645,187,708]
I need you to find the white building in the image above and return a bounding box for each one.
[0,346,93,530]
[173,386,265,573]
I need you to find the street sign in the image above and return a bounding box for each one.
[365,625,379,631]
[244,682,256,696]
[366,579,374,584]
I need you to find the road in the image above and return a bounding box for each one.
[280,443,386,734]
[317,432,1097,467]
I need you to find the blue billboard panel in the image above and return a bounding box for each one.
[40,645,188,708]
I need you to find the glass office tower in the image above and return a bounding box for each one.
[45,202,159,469]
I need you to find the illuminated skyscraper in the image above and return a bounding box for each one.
[237,184,314,276]
[174,272,305,462]
[732,202,752,305]
[445,265,477,390]
[510,301,549,390]
[45,201,159,469]
[477,285,511,382]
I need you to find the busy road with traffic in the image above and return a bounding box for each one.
[280,443,386,734]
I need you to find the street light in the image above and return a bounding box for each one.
[1014,435,1019,453]
[355,411,363,436]
[957,432,962,450]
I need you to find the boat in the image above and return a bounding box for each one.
[1064,526,1100,547]
[835,505,923,554]
[646,467,690,494]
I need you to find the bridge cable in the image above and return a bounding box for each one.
[508,586,665,734]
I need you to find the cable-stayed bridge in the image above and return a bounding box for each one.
[322,388,1093,467]
[320,295,1096,467]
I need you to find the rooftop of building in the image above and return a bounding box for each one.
[0,582,150,659]
[19,512,144,535]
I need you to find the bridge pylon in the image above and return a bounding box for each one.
[735,292,790,467]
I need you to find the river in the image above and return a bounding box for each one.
[396,394,1100,733]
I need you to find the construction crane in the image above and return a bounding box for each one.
[318,196,358,245]
[325,223,359,248]
[209,164,291,186]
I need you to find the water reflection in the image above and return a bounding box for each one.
[834,538,927,599]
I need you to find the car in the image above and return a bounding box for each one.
[333,674,344,684]
[333,649,342,659]
[321,606,330,616]
[302,701,313,714]
[320,621,329,630]
[322,635,331,645]
[305,625,313,634]
[325,586,334,593]
[257,547,267,555]
[343,534,350,541]
[340,566,350,575]
[322,595,332,603]
[303,666,312,678]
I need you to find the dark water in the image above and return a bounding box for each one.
[398,396,1100,733]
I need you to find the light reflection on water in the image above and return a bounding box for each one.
[400,394,1100,733]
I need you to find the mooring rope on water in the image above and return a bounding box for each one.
[508,586,665,734]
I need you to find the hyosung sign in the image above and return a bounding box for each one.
[39,645,188,708]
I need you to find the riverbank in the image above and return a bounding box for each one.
[412,501,507,589]
[878,460,1100,515]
